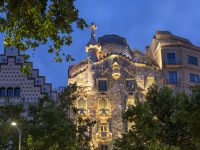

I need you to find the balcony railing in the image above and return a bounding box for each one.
[166,78,181,86]
[96,108,111,120]
[77,108,90,118]
[164,59,181,65]
[96,131,112,143]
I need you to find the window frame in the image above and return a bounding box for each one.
[126,79,135,91]
[187,55,198,65]
[189,73,200,83]
[7,87,14,97]
[98,98,109,110]
[168,71,178,84]
[0,87,6,97]
[77,97,87,110]
[97,79,108,92]
[14,87,20,97]
[167,52,176,64]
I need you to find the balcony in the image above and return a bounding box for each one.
[77,108,90,118]
[96,108,111,120]
[96,131,112,143]
[166,78,181,87]
[164,59,182,67]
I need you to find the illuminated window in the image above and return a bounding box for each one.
[99,98,108,110]
[97,121,111,133]
[77,98,87,109]
[101,123,107,132]
[126,98,135,109]
[98,80,107,91]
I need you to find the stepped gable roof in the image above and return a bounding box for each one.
[98,35,132,59]
[68,60,88,78]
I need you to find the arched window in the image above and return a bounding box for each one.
[14,87,20,97]
[99,98,108,110]
[0,87,6,96]
[77,98,87,109]
[7,87,13,97]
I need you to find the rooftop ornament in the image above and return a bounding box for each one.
[85,23,101,52]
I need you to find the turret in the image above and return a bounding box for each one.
[85,23,101,63]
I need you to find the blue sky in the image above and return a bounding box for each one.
[0,0,200,89]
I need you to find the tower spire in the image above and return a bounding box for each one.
[88,22,98,45]
[85,23,101,52]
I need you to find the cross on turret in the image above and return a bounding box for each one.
[90,22,97,34]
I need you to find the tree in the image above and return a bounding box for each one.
[0,84,95,150]
[114,85,200,150]
[0,0,87,62]
[188,85,200,147]
[24,83,95,150]
[0,104,24,149]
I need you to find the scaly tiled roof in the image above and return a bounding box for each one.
[68,60,88,78]
[98,35,132,59]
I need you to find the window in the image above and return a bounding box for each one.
[168,71,178,84]
[190,73,200,83]
[99,98,108,110]
[167,53,176,64]
[77,98,87,109]
[101,123,107,132]
[97,121,111,133]
[14,87,20,97]
[98,80,107,91]
[126,80,135,91]
[7,87,13,97]
[126,98,135,109]
[100,145,108,150]
[188,55,198,65]
[0,87,6,96]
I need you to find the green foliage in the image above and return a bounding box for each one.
[0,104,24,149]
[114,85,200,150]
[27,134,34,150]
[0,84,94,150]
[21,63,32,76]
[0,0,87,62]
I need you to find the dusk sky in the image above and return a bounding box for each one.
[0,0,200,89]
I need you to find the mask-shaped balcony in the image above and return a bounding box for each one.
[97,108,111,120]
[77,108,90,118]
[96,131,112,143]
[112,62,121,80]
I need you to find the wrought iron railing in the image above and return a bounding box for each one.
[97,108,111,120]
[96,131,112,142]
[164,59,181,65]
[166,78,181,86]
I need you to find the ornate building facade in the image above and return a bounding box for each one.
[0,46,57,117]
[68,24,162,149]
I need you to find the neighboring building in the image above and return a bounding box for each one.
[0,46,57,117]
[147,31,200,94]
[68,24,162,149]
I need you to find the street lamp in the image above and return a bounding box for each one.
[11,122,21,150]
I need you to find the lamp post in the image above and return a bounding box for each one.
[11,122,21,150]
